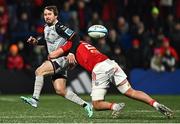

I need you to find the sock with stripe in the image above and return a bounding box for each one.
[32,76,44,100]
[110,103,119,111]
[149,100,159,110]
[65,90,87,107]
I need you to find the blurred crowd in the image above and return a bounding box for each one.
[0,0,180,73]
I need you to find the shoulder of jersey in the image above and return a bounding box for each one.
[55,22,67,30]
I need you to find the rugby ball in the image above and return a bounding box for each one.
[88,25,108,39]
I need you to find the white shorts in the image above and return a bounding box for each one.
[91,59,130,101]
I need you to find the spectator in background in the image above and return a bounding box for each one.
[150,48,165,72]
[33,0,44,19]
[175,0,180,19]
[96,37,111,57]
[160,0,173,18]
[160,37,178,71]
[162,49,176,72]
[77,0,88,34]
[171,22,180,67]
[149,6,162,37]
[111,45,127,73]
[0,42,6,69]
[16,11,30,33]
[117,17,129,36]
[17,41,32,70]
[163,14,175,37]
[101,0,118,26]
[142,38,155,69]
[6,44,24,70]
[107,28,119,51]
[127,39,143,69]
[60,1,71,25]
[68,11,79,32]
[160,37,179,62]
[82,34,91,44]
[130,15,144,40]
[117,16,131,51]
[0,2,9,42]
[35,13,44,35]
[88,12,103,27]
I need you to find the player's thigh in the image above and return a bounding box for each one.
[36,60,54,76]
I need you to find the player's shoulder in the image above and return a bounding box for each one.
[55,21,67,31]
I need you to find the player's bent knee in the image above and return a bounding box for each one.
[117,79,131,94]
[35,68,44,76]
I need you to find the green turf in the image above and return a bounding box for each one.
[0,94,179,123]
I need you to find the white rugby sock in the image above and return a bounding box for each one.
[153,101,160,110]
[32,76,44,100]
[65,90,86,107]
[111,103,119,111]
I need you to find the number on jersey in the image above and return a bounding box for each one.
[82,43,100,53]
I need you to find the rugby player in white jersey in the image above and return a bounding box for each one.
[20,6,93,118]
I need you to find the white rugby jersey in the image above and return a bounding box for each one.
[43,21,75,53]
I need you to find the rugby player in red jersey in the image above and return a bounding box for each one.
[48,41,173,118]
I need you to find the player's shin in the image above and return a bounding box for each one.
[32,76,44,100]
[65,90,87,106]
[64,90,93,117]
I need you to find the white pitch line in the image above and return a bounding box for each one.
[0,115,63,119]
[0,97,17,102]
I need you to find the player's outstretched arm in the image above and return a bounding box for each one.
[48,41,72,59]
[27,35,45,45]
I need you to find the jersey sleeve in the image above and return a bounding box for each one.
[55,22,80,54]
[55,22,75,40]
[61,41,72,53]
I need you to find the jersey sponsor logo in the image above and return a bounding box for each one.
[65,28,74,36]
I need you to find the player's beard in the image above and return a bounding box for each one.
[46,19,55,26]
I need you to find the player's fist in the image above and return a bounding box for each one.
[27,36,37,45]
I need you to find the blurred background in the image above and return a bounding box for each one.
[0,0,180,95]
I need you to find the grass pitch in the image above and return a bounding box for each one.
[0,94,179,123]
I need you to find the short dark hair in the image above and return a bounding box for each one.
[44,6,58,16]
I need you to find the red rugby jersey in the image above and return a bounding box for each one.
[61,41,108,72]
